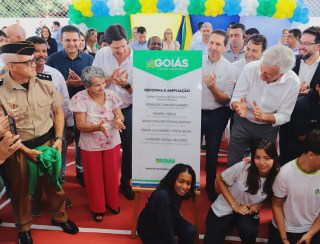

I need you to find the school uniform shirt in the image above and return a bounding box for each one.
[272,159,320,233]
[202,55,234,110]
[68,89,122,151]
[231,60,300,126]
[212,161,267,217]
[92,47,133,109]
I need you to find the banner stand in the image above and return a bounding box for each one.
[130,186,201,244]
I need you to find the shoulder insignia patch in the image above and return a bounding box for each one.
[36,73,52,81]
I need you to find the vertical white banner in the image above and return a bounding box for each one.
[132,51,202,188]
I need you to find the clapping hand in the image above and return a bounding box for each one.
[233,97,246,117]
[203,73,216,89]
[114,115,126,132]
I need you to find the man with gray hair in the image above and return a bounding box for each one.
[189,22,213,55]
[228,45,300,166]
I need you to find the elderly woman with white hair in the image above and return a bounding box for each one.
[69,66,125,222]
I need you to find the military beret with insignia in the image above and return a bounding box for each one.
[0,41,35,55]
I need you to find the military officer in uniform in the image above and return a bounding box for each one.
[0,41,79,244]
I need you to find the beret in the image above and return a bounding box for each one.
[0,41,35,55]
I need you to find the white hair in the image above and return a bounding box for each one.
[261,45,296,74]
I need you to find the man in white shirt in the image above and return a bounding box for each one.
[233,34,267,82]
[190,22,204,44]
[201,30,234,201]
[93,24,135,200]
[268,129,320,244]
[189,22,213,55]
[287,29,301,55]
[228,45,300,166]
[292,26,320,93]
[223,23,246,63]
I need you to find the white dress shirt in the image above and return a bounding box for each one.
[202,55,234,110]
[231,60,300,126]
[43,64,74,127]
[232,58,247,83]
[93,47,133,109]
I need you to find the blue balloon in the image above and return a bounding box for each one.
[224,0,241,16]
[91,0,110,17]
[157,0,175,13]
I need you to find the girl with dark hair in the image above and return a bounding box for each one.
[137,163,197,244]
[40,26,57,56]
[204,138,280,244]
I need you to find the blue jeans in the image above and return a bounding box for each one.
[120,106,132,186]
[201,106,231,190]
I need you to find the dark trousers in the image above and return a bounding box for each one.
[228,114,279,167]
[204,208,259,244]
[139,217,197,244]
[201,106,231,191]
[120,106,132,186]
[268,222,320,244]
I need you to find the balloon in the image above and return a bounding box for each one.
[224,0,241,16]
[188,0,205,15]
[123,0,141,15]
[289,0,310,24]
[68,5,88,24]
[91,0,109,17]
[73,0,93,17]
[239,0,258,16]
[107,0,126,16]
[140,0,158,13]
[257,0,277,17]
[273,0,296,19]
[204,0,224,17]
[173,0,190,15]
[157,0,175,13]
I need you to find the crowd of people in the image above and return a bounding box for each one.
[0,19,319,244]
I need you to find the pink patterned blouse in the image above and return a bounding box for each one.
[69,89,122,151]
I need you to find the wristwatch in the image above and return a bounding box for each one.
[122,83,131,90]
[55,136,65,141]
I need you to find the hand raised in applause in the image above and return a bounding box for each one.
[233,98,246,118]
[253,101,264,122]
[203,73,216,89]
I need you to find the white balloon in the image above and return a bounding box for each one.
[239,0,258,16]
[173,0,190,15]
[107,0,126,16]
[73,23,88,34]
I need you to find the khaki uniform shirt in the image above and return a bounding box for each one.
[0,72,64,141]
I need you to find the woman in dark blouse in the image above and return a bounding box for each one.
[41,26,57,56]
[137,163,197,244]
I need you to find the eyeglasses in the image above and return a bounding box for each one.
[298,41,319,46]
[165,32,172,34]
[9,59,36,67]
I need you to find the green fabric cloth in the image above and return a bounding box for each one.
[27,146,64,195]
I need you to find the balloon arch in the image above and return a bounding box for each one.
[69,0,309,24]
